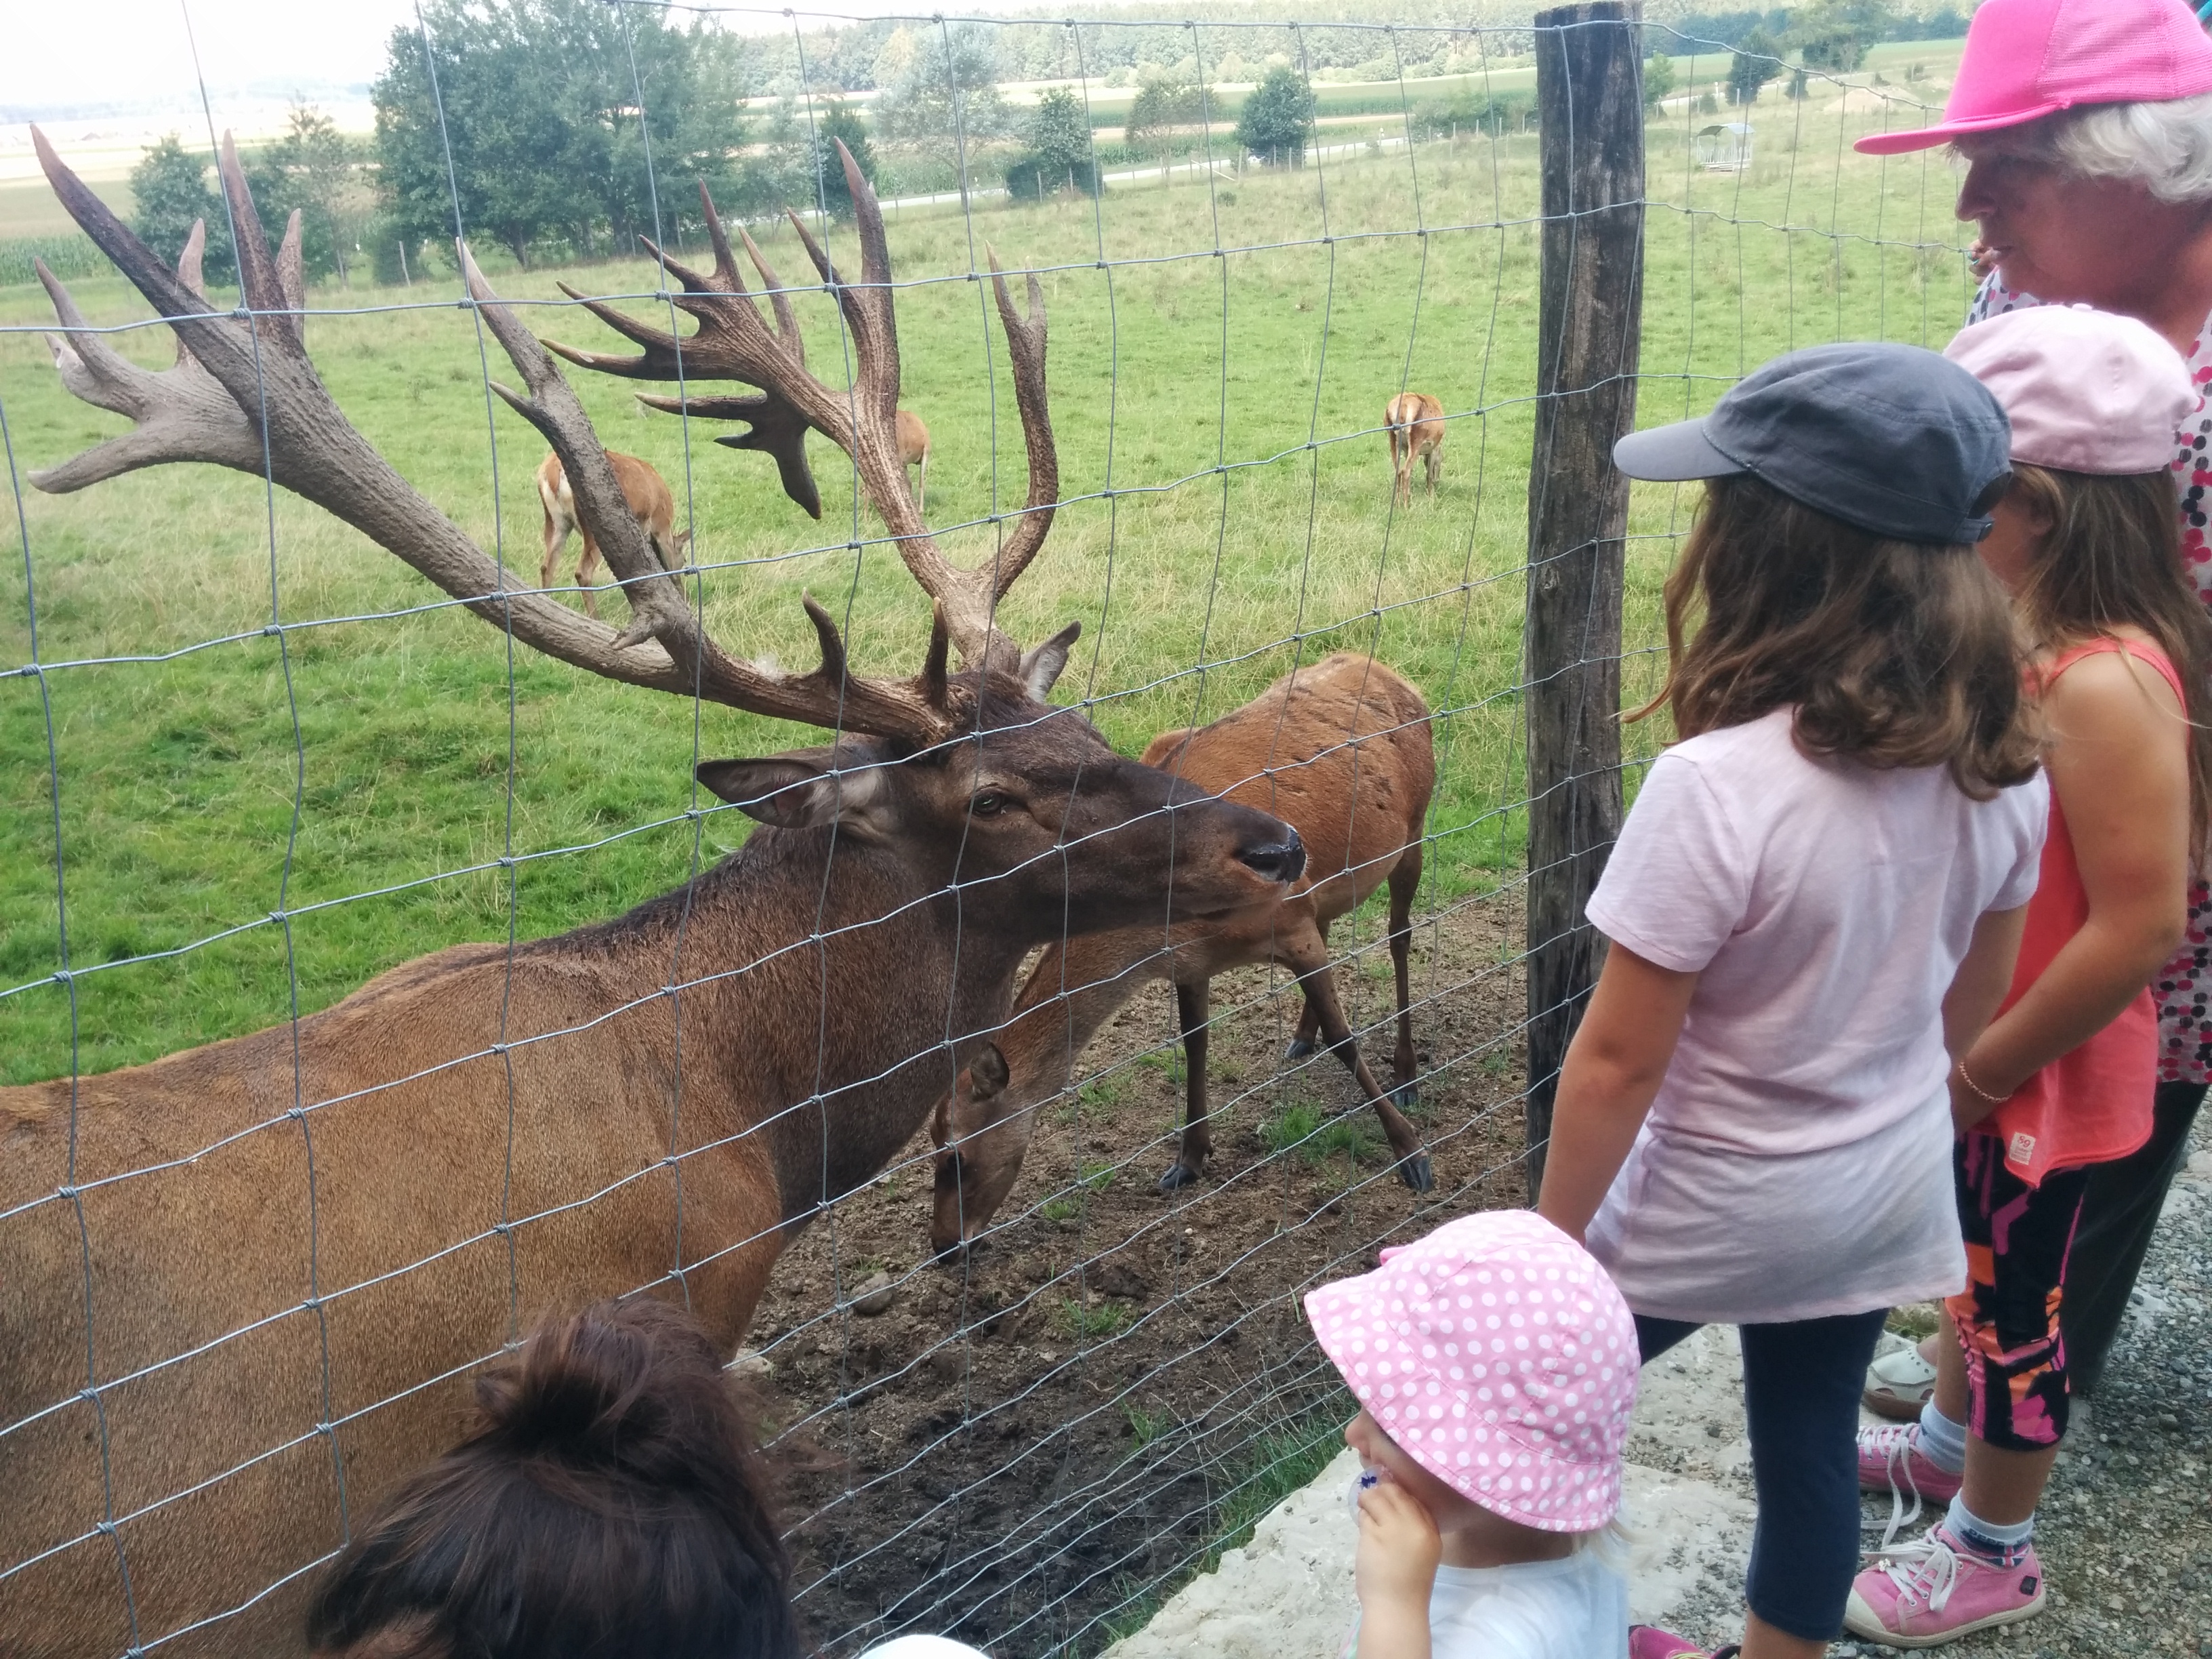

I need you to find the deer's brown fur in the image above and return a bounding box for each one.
[1386,392,1445,506]
[930,653,1435,1257]
[536,449,690,618]
[896,408,930,512]
[3,131,1304,1658]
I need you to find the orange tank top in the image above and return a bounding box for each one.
[1982,636,2183,1185]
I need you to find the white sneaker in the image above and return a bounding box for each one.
[1862,1338,1939,1422]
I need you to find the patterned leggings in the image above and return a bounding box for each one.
[1946,1131,2092,1452]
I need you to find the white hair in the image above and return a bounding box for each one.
[1957,94,2212,203]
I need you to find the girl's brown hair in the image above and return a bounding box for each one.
[2006,462,2212,860]
[306,1299,801,1659]
[1642,474,2040,798]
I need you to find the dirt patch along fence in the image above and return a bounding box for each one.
[0,6,1972,1655]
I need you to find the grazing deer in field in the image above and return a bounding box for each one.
[1385,391,1445,506]
[5,133,1303,1659]
[929,653,1435,1258]
[897,407,930,512]
[535,449,690,618]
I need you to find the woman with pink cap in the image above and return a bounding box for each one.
[1837,309,2212,1645]
[1305,1210,1642,1659]
[1852,0,2212,1445]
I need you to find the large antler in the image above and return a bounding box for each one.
[544,144,1059,675]
[26,127,959,745]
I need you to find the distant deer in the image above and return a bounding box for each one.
[897,407,930,512]
[929,652,1435,1258]
[1385,391,1445,506]
[536,449,690,618]
[6,133,1305,1659]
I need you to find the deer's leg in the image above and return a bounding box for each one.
[916,449,927,515]
[539,514,567,599]
[1284,918,1329,1061]
[1425,442,1441,497]
[1282,930,1433,1193]
[1161,979,1214,1191]
[576,529,602,620]
[1386,844,1424,1107]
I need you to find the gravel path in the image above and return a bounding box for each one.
[1652,1138,2212,1659]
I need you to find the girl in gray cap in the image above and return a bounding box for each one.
[1536,342,2049,1659]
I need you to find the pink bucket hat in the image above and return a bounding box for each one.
[1944,305,2196,474]
[1303,1211,1637,1534]
[1855,0,2212,156]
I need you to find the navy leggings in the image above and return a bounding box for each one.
[1637,1308,1889,1644]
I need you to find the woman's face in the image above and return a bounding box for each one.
[1956,151,2197,310]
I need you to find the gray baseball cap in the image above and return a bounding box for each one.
[1614,342,2013,545]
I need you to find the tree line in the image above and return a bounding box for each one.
[123,0,1330,287]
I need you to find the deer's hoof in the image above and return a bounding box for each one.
[1158,1161,1203,1192]
[1284,1037,1317,1060]
[1397,1153,1435,1193]
[1388,1082,1420,1111]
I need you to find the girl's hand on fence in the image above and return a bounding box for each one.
[1354,1480,1440,1659]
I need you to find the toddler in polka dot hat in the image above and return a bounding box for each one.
[1305,1210,1637,1659]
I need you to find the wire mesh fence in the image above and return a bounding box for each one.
[0,6,1980,1654]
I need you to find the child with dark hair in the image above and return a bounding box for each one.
[306,1300,985,1659]
[1534,342,2051,1659]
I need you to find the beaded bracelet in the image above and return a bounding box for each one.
[1955,1057,2009,1105]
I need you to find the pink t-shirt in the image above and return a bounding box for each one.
[1583,708,2047,1325]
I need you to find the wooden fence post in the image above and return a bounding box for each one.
[1523,1,1644,1196]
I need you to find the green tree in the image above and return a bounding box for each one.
[874,24,1011,147]
[1124,75,1208,165]
[1642,49,1677,109]
[373,0,748,270]
[1006,85,1099,199]
[250,106,371,287]
[805,100,876,220]
[131,135,232,283]
[1793,0,1896,73]
[1235,65,1316,167]
[1727,28,1782,105]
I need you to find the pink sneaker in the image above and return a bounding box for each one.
[1627,1628,1739,1659]
[1844,1524,2046,1647]
[1858,1421,1963,1547]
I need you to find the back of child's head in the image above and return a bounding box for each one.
[1614,342,2038,800]
[1946,304,2212,857]
[1303,1210,1639,1534]
[306,1298,800,1659]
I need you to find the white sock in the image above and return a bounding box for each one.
[1915,1399,1967,1475]
[1945,1492,2033,1561]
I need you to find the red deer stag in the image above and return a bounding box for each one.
[930,653,1435,1258]
[1,134,1303,1659]
[1385,391,1445,506]
[898,407,930,512]
[536,448,690,617]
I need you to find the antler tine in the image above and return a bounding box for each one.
[216,134,299,353]
[275,208,306,345]
[697,178,745,292]
[25,126,949,743]
[173,220,208,367]
[634,390,823,520]
[737,226,804,367]
[983,245,1059,602]
[546,282,691,378]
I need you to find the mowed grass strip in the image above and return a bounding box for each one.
[1,68,1975,1082]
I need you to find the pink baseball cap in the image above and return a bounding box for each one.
[1944,304,2197,474]
[1855,0,2212,156]
[1303,1211,1637,1534]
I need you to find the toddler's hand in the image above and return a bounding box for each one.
[1354,1479,1442,1612]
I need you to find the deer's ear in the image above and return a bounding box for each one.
[698,750,886,832]
[1019,621,1081,701]
[968,1042,1009,1101]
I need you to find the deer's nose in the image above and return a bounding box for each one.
[1237,830,1306,886]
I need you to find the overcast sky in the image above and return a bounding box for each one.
[1,0,1054,112]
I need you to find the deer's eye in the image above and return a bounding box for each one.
[969,792,1012,818]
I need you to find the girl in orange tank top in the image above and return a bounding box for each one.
[1849,308,2212,1649]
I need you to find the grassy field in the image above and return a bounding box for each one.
[0,54,1977,1083]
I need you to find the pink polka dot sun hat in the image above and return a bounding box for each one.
[1304,1210,1637,1534]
